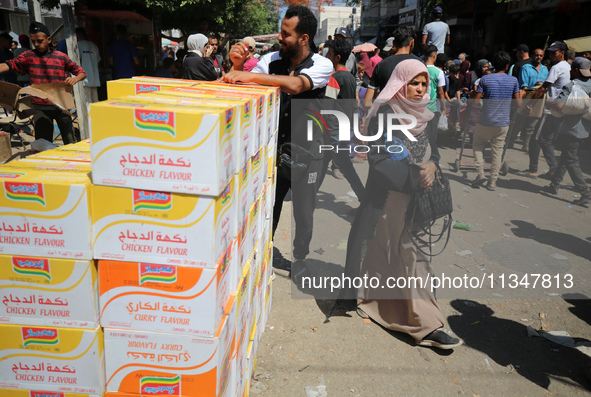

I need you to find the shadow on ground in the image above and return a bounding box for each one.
[448,299,591,391]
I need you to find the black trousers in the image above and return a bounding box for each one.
[551,134,590,195]
[33,104,75,145]
[528,114,559,174]
[272,158,324,260]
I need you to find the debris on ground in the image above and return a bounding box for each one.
[305,377,328,397]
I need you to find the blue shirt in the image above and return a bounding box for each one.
[518,62,549,88]
[109,39,138,79]
[477,73,520,127]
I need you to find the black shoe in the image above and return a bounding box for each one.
[573,194,591,207]
[471,176,488,187]
[291,259,309,286]
[539,171,554,180]
[356,307,369,319]
[417,330,463,349]
[541,184,558,195]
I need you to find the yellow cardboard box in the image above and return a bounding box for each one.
[2,159,91,173]
[90,99,236,196]
[104,299,235,397]
[0,169,92,260]
[0,389,99,397]
[99,252,234,337]
[91,178,236,268]
[58,139,91,152]
[0,255,98,328]
[107,77,196,99]
[30,150,91,163]
[0,325,104,394]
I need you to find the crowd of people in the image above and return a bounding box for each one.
[1,5,590,353]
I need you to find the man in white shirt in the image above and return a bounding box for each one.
[76,27,101,103]
[519,41,571,179]
[422,6,450,54]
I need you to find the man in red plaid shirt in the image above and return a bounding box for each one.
[0,22,86,145]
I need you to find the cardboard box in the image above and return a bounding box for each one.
[90,99,237,196]
[0,132,12,163]
[237,160,252,234]
[168,85,267,157]
[0,389,99,397]
[197,82,280,145]
[0,255,98,328]
[99,254,234,337]
[106,77,196,99]
[147,88,257,169]
[0,169,92,259]
[267,131,277,181]
[2,159,91,172]
[0,325,104,394]
[104,301,235,397]
[92,179,236,268]
[57,139,91,152]
[30,150,91,163]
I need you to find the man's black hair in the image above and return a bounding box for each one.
[29,22,50,37]
[435,53,448,68]
[424,45,438,59]
[75,27,87,39]
[271,43,280,52]
[116,24,127,34]
[284,5,317,44]
[492,51,511,71]
[176,48,187,62]
[393,26,414,48]
[208,33,219,41]
[566,49,575,61]
[449,63,460,74]
[163,57,175,69]
[328,38,351,64]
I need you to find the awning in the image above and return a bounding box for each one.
[251,33,280,41]
[564,36,591,52]
[79,10,151,23]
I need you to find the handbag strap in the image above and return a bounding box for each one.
[405,214,453,257]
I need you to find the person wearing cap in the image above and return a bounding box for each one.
[509,44,530,79]
[0,22,86,145]
[13,34,30,86]
[382,37,396,55]
[224,6,333,281]
[421,6,449,54]
[541,57,591,206]
[333,27,357,77]
[518,41,570,179]
[242,37,259,72]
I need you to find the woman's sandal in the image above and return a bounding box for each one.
[417,330,463,349]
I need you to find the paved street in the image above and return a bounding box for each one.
[254,138,591,396]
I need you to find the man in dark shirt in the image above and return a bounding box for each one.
[0,31,17,84]
[510,44,530,79]
[318,38,365,201]
[224,6,333,277]
[0,22,86,145]
[363,26,420,109]
[109,24,139,79]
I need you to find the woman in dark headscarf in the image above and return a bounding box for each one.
[181,33,218,81]
[469,59,490,92]
[459,60,470,89]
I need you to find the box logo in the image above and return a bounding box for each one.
[240,163,248,185]
[134,109,175,137]
[252,151,261,168]
[4,181,45,206]
[140,374,181,395]
[139,263,177,285]
[136,83,161,95]
[30,392,65,397]
[22,327,59,347]
[12,257,51,280]
[221,183,232,206]
[244,101,251,120]
[225,108,235,134]
[133,190,172,212]
[257,97,264,114]
[0,171,25,179]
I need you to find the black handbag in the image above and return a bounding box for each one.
[277,142,314,181]
[406,163,453,257]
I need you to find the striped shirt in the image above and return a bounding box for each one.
[476,73,519,127]
[7,49,85,105]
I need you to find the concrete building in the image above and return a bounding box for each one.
[314,6,360,45]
